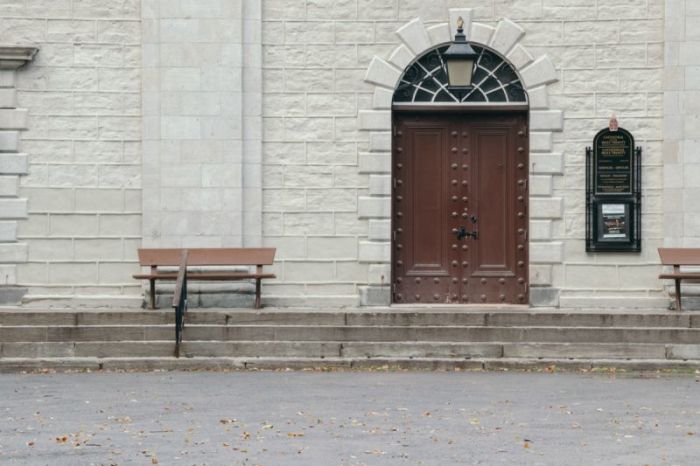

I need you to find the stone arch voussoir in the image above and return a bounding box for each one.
[357,9,565,307]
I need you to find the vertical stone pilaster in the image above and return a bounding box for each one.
[243,0,263,247]
[0,46,38,304]
[141,1,259,249]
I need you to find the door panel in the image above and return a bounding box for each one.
[472,128,513,273]
[392,112,528,305]
[409,127,447,272]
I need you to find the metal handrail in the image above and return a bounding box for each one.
[172,249,189,358]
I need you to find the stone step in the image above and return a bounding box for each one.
[2,356,700,373]
[3,339,700,361]
[4,324,700,344]
[184,325,700,344]
[1,309,697,328]
[0,310,173,326]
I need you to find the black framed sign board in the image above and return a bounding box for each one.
[586,123,642,252]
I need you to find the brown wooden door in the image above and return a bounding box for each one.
[392,112,529,305]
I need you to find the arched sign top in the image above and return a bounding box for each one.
[393,44,528,105]
[592,126,635,195]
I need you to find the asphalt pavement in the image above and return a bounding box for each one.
[1,370,699,465]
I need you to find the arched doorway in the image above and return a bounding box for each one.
[391,44,529,305]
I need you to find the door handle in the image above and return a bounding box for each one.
[455,226,478,240]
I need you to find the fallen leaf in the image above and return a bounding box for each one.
[151,457,158,464]
[287,432,304,438]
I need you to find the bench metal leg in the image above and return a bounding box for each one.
[255,278,261,309]
[675,279,682,311]
[150,279,156,310]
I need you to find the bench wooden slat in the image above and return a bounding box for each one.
[134,272,276,280]
[659,273,700,279]
[138,248,276,267]
[658,248,700,266]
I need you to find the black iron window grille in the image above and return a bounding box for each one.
[393,44,527,104]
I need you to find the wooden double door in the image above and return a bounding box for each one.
[391,111,529,305]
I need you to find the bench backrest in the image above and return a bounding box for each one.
[138,248,276,267]
[658,248,700,266]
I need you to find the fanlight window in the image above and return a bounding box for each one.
[393,45,527,104]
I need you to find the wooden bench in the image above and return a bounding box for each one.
[658,248,700,311]
[133,248,276,309]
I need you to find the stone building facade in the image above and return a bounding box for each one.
[0,0,695,309]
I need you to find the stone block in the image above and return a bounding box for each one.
[358,196,390,218]
[75,189,124,213]
[368,263,391,285]
[388,45,415,71]
[369,131,391,151]
[396,18,431,55]
[531,153,563,174]
[470,23,495,46]
[369,175,391,196]
[530,264,552,286]
[0,199,27,219]
[0,264,16,285]
[358,110,391,131]
[530,241,563,263]
[530,287,560,307]
[0,286,27,305]
[448,8,473,38]
[531,110,564,131]
[490,19,525,56]
[530,132,552,152]
[426,23,450,46]
[0,109,28,130]
[372,88,393,110]
[528,86,548,109]
[368,219,391,241]
[284,261,335,282]
[506,44,533,71]
[306,237,357,259]
[359,285,391,306]
[358,241,390,262]
[565,265,620,289]
[0,131,19,151]
[364,57,402,89]
[48,263,98,285]
[0,176,18,196]
[0,70,14,88]
[530,220,552,241]
[520,56,558,89]
[358,152,390,174]
[0,221,17,242]
[0,243,27,263]
[531,197,563,219]
[530,175,553,196]
[98,262,140,284]
[50,214,98,236]
[666,345,700,360]
[0,89,17,108]
[0,154,27,174]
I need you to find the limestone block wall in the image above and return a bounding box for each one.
[261,0,667,308]
[5,1,143,303]
[141,0,261,251]
[663,0,700,303]
[664,0,700,246]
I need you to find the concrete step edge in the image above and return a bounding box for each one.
[2,356,700,373]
